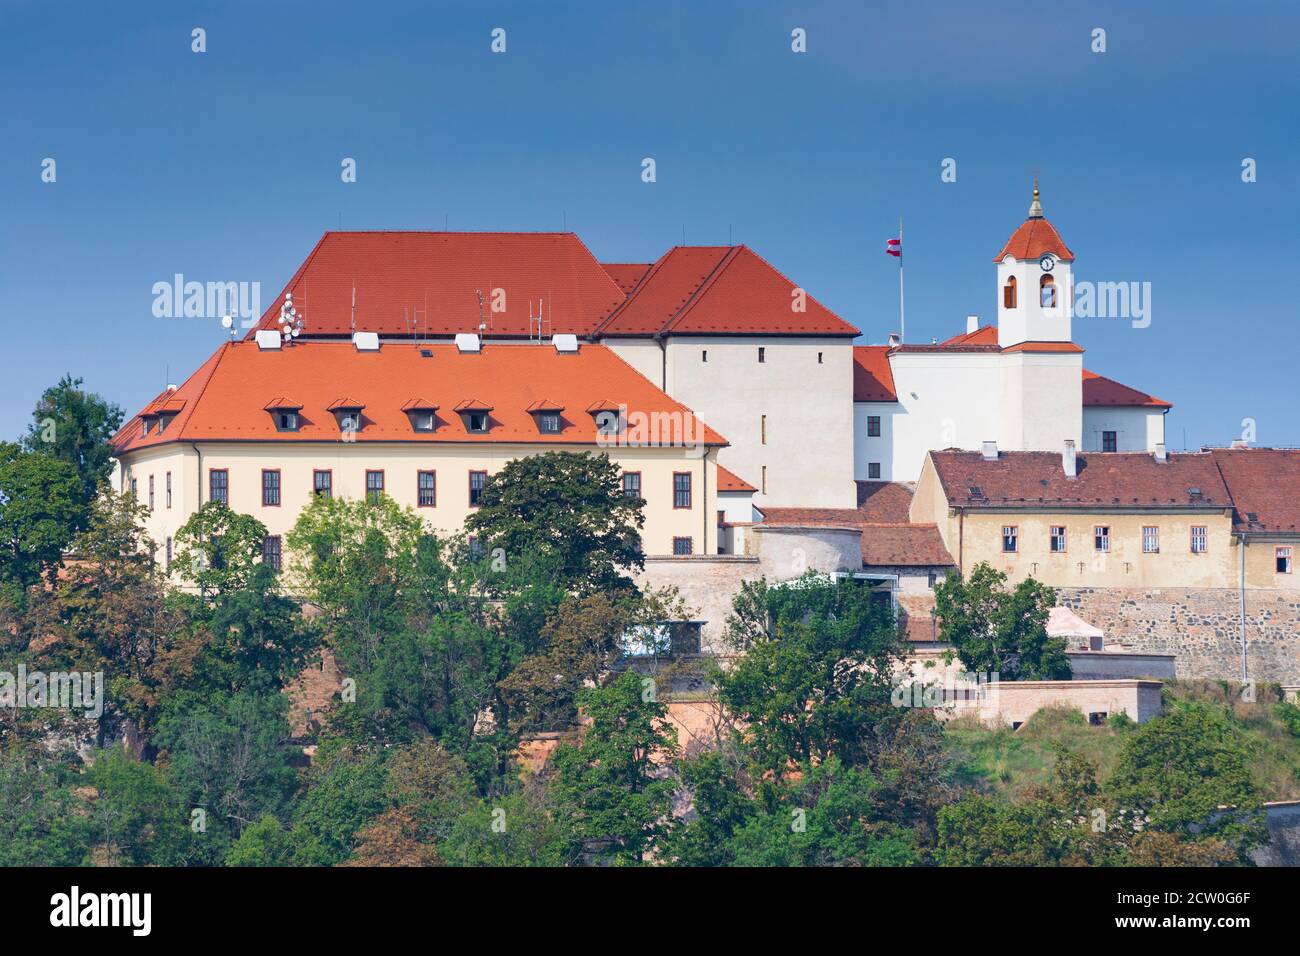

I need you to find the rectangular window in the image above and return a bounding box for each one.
[761,415,767,445]
[701,350,708,363]
[262,535,282,572]
[1050,526,1067,553]
[418,470,437,507]
[1095,526,1110,552]
[412,411,436,433]
[366,470,384,503]
[538,412,561,434]
[673,472,692,509]
[209,469,228,505]
[757,347,766,363]
[1102,431,1118,453]
[1190,526,1207,553]
[276,411,299,432]
[673,537,694,556]
[130,477,137,497]
[165,471,172,509]
[1002,526,1018,553]
[262,469,281,507]
[148,475,155,512]
[313,470,332,498]
[868,462,881,479]
[469,470,487,507]
[761,466,767,495]
[622,472,641,499]
[867,415,881,438]
[1279,547,1294,574]
[1142,526,1160,553]
[466,412,489,433]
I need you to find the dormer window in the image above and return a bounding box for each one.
[586,401,624,437]
[265,398,304,433]
[454,400,494,434]
[327,398,366,436]
[1040,274,1056,308]
[527,400,565,435]
[401,400,440,433]
[1003,275,1017,308]
[157,415,172,434]
[141,417,153,437]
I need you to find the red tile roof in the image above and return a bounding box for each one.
[939,326,999,348]
[759,482,953,567]
[1210,448,1300,534]
[600,263,652,294]
[717,465,757,493]
[112,341,726,452]
[928,450,1231,510]
[994,217,1075,262]
[597,246,859,337]
[1082,369,1172,408]
[853,346,897,401]
[247,231,628,340]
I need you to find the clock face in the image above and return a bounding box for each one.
[1039,254,1056,272]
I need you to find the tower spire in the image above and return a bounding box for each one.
[1027,178,1043,219]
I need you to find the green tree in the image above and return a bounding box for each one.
[225,812,296,866]
[717,573,912,771]
[22,374,124,505]
[0,443,85,600]
[933,562,1070,680]
[548,670,678,865]
[288,743,388,866]
[465,451,645,593]
[80,746,190,866]
[174,502,269,598]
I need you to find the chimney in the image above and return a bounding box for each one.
[887,332,901,347]
[1230,439,1249,449]
[966,314,979,334]
[981,440,998,461]
[1062,439,1077,478]
[1154,443,1168,463]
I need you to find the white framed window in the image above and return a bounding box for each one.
[1279,547,1294,575]
[1094,526,1110,552]
[1142,526,1160,553]
[1190,526,1207,553]
[1002,526,1018,553]
[1050,526,1067,553]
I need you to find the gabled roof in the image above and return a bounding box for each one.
[246,231,628,340]
[853,346,897,402]
[1210,447,1300,534]
[452,398,493,413]
[263,397,303,411]
[600,263,652,294]
[717,465,757,494]
[994,217,1075,262]
[928,450,1230,510]
[400,398,439,412]
[525,399,565,413]
[112,342,726,452]
[327,397,366,411]
[597,245,859,337]
[1082,369,1172,408]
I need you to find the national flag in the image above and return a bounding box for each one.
[886,238,901,257]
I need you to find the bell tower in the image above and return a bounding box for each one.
[995,181,1075,348]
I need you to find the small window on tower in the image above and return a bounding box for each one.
[1102,431,1118,453]
[1003,275,1017,309]
[1040,274,1056,308]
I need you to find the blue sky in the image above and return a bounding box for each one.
[2,0,1296,448]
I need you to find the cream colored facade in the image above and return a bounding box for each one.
[118,441,721,564]
[910,458,1237,589]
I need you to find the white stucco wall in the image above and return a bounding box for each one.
[996,256,1073,347]
[854,401,897,481]
[1082,406,1166,451]
[886,352,1004,483]
[999,351,1083,452]
[662,335,856,508]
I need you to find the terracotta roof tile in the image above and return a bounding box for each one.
[855,481,916,522]
[853,346,897,401]
[600,263,652,294]
[113,341,726,452]
[929,450,1230,509]
[1082,369,1172,408]
[994,217,1075,262]
[717,465,757,493]
[1211,448,1300,534]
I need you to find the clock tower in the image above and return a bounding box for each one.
[995,181,1075,348]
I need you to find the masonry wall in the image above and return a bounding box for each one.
[1056,586,1300,683]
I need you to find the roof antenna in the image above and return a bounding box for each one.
[476,288,486,337]
[350,284,356,333]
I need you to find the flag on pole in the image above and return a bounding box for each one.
[885,238,901,257]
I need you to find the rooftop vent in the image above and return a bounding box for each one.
[1062,439,1077,478]
[1230,439,1250,449]
[420,349,433,358]
[1188,486,1202,498]
[981,441,998,461]
[968,485,985,499]
[352,331,380,351]
[1154,443,1168,463]
[455,333,481,354]
[966,315,979,334]
[552,333,579,353]
[254,330,282,350]
[887,332,901,347]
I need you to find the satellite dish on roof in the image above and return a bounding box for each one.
[221,314,233,329]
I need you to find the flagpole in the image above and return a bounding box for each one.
[898,216,905,343]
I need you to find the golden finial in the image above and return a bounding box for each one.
[1028,178,1044,219]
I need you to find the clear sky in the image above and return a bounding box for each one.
[2,0,1296,448]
